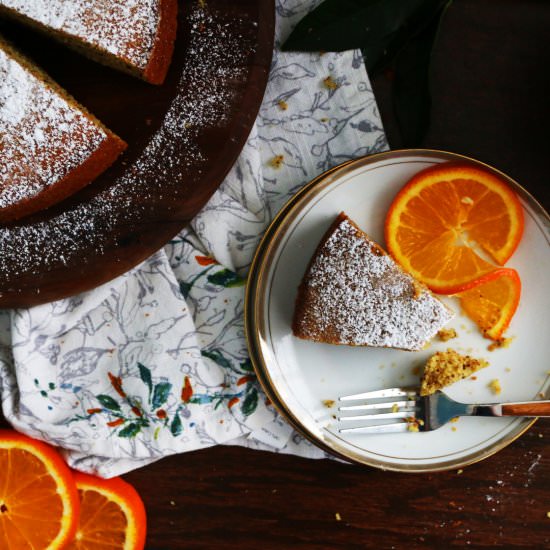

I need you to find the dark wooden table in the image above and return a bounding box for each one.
[2,1,549,548]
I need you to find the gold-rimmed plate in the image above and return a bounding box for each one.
[245,149,550,472]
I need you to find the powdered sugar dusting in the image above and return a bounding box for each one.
[0,39,106,209]
[0,0,160,69]
[0,3,255,285]
[295,215,454,351]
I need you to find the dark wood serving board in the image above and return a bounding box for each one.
[0,0,274,308]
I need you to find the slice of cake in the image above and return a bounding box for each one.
[0,35,127,223]
[292,213,454,351]
[420,349,489,395]
[0,0,177,85]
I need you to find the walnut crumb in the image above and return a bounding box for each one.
[488,337,513,351]
[489,379,502,395]
[277,99,288,111]
[322,399,335,408]
[323,76,339,90]
[268,155,284,169]
[437,328,457,341]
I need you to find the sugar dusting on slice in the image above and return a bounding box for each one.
[0,41,106,208]
[294,215,454,351]
[0,0,160,69]
[0,5,255,281]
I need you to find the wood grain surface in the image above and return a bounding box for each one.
[1,1,549,549]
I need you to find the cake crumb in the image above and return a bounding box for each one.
[437,328,457,341]
[277,99,288,111]
[457,469,463,475]
[420,349,488,396]
[323,76,339,90]
[488,337,513,352]
[322,399,335,408]
[335,512,342,521]
[391,403,399,413]
[488,379,502,395]
[461,196,474,205]
[451,426,457,432]
[268,155,284,169]
[547,511,550,519]
[170,500,176,506]
[411,365,422,376]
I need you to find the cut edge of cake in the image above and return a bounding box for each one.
[0,0,178,85]
[292,212,454,351]
[0,34,127,223]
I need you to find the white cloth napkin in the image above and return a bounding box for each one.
[0,0,387,477]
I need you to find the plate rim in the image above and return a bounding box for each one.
[245,148,549,473]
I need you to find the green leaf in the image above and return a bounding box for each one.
[201,349,233,370]
[179,280,192,299]
[393,1,451,147]
[170,413,183,436]
[206,269,245,288]
[363,0,449,75]
[118,423,141,438]
[96,394,121,411]
[137,363,153,398]
[152,382,172,409]
[239,358,254,372]
[283,0,436,53]
[242,388,258,417]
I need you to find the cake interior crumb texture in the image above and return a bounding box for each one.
[292,212,454,351]
[420,349,489,396]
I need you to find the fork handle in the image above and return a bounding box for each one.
[501,401,550,417]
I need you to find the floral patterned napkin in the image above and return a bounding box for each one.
[0,0,387,477]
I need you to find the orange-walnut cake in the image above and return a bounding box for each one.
[0,36,127,222]
[0,0,177,84]
[292,212,454,351]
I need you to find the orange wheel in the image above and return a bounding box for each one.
[0,429,79,549]
[456,268,521,340]
[385,163,524,293]
[67,472,146,550]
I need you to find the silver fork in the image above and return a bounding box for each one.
[337,387,550,434]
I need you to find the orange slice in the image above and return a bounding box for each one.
[385,163,524,293]
[456,268,521,340]
[0,429,79,549]
[67,473,146,550]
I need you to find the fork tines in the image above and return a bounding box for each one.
[336,387,420,434]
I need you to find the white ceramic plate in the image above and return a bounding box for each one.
[245,150,550,472]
